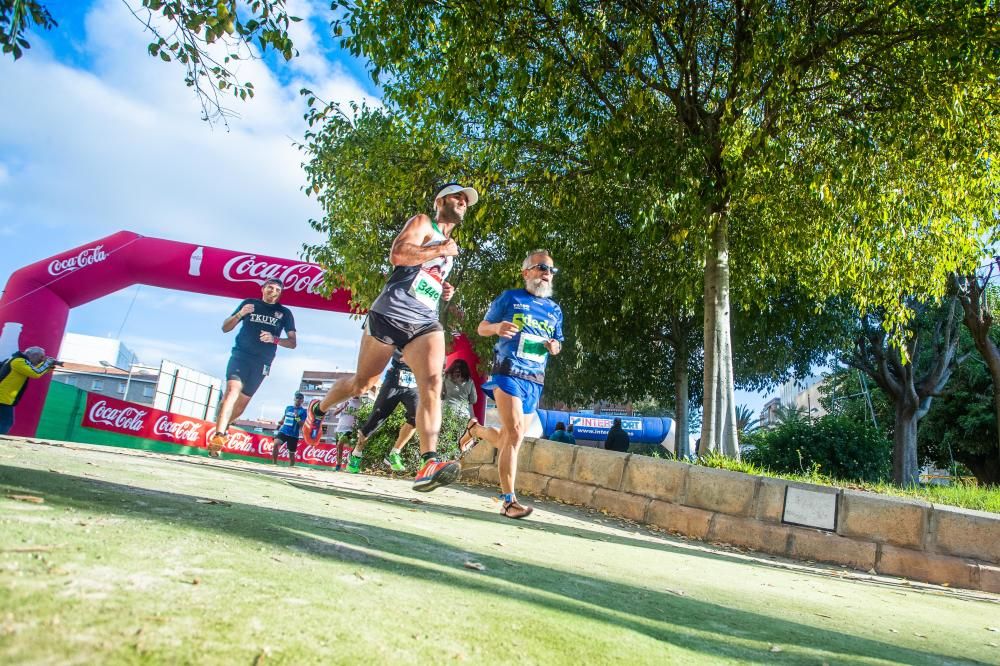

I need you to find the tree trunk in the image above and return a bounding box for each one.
[673,349,689,459]
[892,404,920,485]
[699,211,739,458]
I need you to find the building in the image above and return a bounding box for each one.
[52,362,159,405]
[759,374,828,428]
[59,333,138,370]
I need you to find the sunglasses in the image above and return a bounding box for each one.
[527,263,559,274]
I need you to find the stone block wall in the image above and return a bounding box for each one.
[460,438,1000,594]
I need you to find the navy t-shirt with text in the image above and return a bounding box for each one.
[232,298,295,362]
[485,289,563,384]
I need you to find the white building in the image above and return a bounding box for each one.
[59,333,138,370]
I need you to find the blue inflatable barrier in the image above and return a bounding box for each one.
[536,410,674,445]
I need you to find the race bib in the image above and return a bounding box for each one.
[398,369,417,388]
[408,269,443,310]
[516,332,549,363]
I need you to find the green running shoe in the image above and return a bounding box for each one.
[346,453,362,474]
[384,451,405,472]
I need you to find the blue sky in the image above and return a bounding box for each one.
[0,0,772,425]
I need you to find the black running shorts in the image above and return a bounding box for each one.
[225,352,270,397]
[359,380,417,438]
[273,431,300,452]
[364,311,443,350]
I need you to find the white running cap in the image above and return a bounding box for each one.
[434,183,479,207]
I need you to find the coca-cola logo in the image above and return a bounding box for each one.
[222,254,326,295]
[206,428,260,454]
[300,444,342,465]
[48,245,108,277]
[88,400,147,432]
[153,416,203,443]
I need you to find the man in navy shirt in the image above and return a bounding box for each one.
[210,278,297,456]
[273,392,307,466]
[459,250,564,519]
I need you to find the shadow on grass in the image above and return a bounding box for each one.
[0,464,981,665]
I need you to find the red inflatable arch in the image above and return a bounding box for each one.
[0,230,485,437]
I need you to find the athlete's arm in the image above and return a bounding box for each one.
[477,320,519,338]
[223,301,253,333]
[389,214,459,266]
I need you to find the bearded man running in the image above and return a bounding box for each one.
[304,183,478,491]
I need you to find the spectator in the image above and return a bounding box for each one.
[604,418,630,452]
[548,421,576,444]
[443,359,477,418]
[0,346,58,435]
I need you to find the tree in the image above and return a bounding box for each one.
[1,0,302,123]
[917,327,1000,485]
[953,266,1000,478]
[329,0,1000,458]
[844,299,969,484]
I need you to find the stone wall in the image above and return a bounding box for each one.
[460,438,1000,594]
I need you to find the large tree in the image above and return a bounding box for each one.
[844,299,969,484]
[329,0,999,457]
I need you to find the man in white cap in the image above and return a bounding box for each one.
[0,346,59,434]
[304,182,479,492]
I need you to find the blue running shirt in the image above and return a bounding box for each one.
[278,405,307,437]
[484,289,563,385]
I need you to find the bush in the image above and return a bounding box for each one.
[351,400,466,474]
[742,415,891,483]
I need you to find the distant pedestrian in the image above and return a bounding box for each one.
[548,421,575,444]
[604,418,630,452]
[443,359,477,419]
[273,392,307,467]
[0,346,59,434]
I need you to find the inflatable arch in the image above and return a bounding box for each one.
[0,230,486,437]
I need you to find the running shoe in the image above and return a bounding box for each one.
[412,458,460,492]
[346,453,362,474]
[301,399,326,445]
[501,499,533,520]
[208,432,227,458]
[384,451,405,472]
[457,417,480,457]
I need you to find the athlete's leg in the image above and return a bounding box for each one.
[229,393,253,423]
[493,388,526,497]
[391,422,417,453]
[401,331,446,455]
[317,333,394,413]
[271,436,281,464]
[214,379,244,434]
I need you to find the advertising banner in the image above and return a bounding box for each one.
[568,415,644,440]
[81,392,341,466]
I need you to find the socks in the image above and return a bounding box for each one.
[352,447,363,457]
[501,493,515,504]
[421,451,437,462]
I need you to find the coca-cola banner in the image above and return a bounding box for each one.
[81,392,343,467]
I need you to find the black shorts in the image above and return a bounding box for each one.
[226,353,270,397]
[274,431,300,452]
[365,311,442,350]
[359,381,417,438]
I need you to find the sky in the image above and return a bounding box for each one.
[0,0,773,424]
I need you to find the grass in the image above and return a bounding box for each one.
[694,452,1000,514]
[2,438,998,665]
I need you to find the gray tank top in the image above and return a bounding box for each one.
[370,222,454,325]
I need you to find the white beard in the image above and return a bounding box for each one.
[526,278,553,298]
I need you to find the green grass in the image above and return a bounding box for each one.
[2,438,998,665]
[695,452,1000,513]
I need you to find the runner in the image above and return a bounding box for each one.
[303,182,478,491]
[210,278,297,456]
[344,349,418,474]
[458,250,564,518]
[272,392,306,467]
[333,396,361,471]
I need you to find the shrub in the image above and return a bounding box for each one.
[351,400,465,474]
[742,415,891,483]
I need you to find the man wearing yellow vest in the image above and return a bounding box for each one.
[0,346,59,434]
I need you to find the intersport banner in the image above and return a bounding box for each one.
[81,392,342,467]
